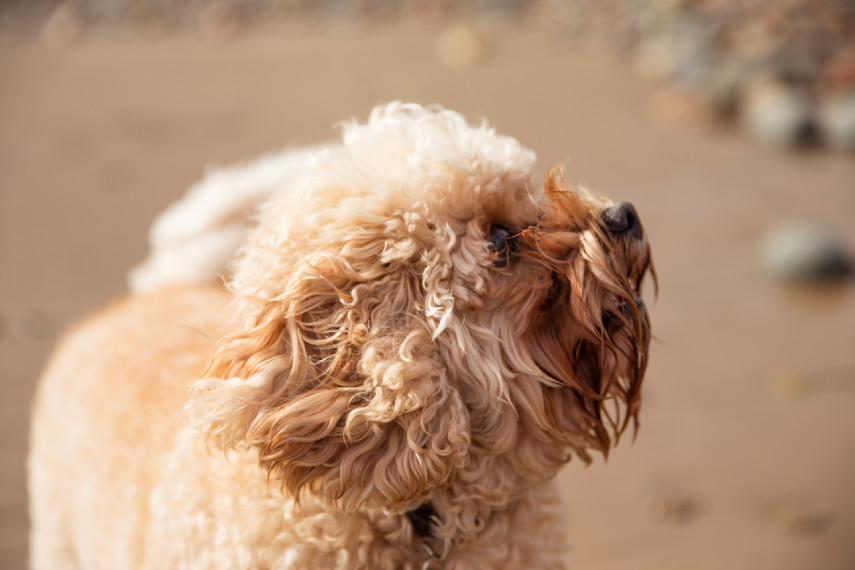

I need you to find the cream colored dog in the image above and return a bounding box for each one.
[29,103,653,569]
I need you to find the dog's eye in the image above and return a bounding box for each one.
[489,224,515,267]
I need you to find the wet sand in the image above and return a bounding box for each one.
[2,22,855,569]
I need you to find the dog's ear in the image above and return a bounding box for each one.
[189,252,470,511]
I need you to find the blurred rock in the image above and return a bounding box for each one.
[436,24,485,69]
[318,0,361,24]
[635,36,677,80]
[40,2,84,50]
[759,505,834,536]
[758,223,852,284]
[635,22,711,88]
[648,87,716,127]
[642,494,702,525]
[12,309,45,343]
[817,91,855,151]
[470,0,528,20]
[821,48,855,95]
[739,78,812,147]
[78,0,136,22]
[399,0,453,23]
[701,63,746,119]
[721,19,779,63]
[769,370,811,399]
[199,1,242,41]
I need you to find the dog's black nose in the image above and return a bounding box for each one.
[602,202,642,239]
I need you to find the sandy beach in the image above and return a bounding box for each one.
[2,20,855,569]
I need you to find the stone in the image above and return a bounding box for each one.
[758,223,852,284]
[739,78,812,147]
[821,47,855,95]
[12,310,45,343]
[769,370,811,399]
[759,504,834,536]
[199,1,243,41]
[40,2,84,50]
[641,494,702,525]
[817,91,855,151]
[436,24,485,69]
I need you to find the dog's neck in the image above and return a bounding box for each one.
[403,464,542,567]
[406,502,451,569]
[406,502,439,539]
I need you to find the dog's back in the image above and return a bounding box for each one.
[30,148,302,567]
[29,285,229,568]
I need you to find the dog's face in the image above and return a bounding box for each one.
[191,104,653,514]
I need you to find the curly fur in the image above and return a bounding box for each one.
[29,103,653,569]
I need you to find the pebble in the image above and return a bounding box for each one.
[198,1,242,41]
[40,2,84,50]
[436,24,485,70]
[12,310,45,343]
[821,48,855,94]
[758,223,852,284]
[641,494,702,525]
[648,88,716,127]
[769,371,811,399]
[739,78,812,147]
[635,37,676,81]
[759,504,833,536]
[635,24,711,89]
[817,91,855,151]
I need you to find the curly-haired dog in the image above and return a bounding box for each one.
[29,103,653,569]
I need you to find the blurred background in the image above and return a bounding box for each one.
[2,1,854,569]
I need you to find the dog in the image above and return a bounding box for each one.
[29,103,653,569]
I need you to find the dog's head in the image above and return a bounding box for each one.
[190,103,653,513]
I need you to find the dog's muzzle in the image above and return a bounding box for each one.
[602,200,651,327]
[602,201,643,240]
